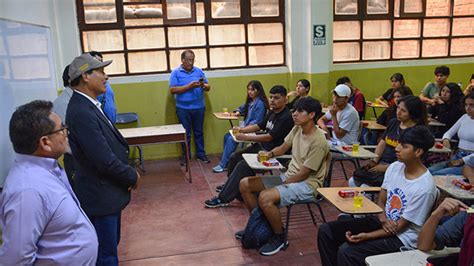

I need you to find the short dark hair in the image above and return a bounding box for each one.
[269,85,287,96]
[69,69,94,87]
[399,126,434,155]
[181,49,195,60]
[465,91,474,103]
[297,79,311,91]
[293,97,322,123]
[9,100,55,154]
[336,76,351,86]
[88,51,103,59]
[62,65,70,87]
[434,65,450,76]
[394,85,413,98]
[398,95,428,125]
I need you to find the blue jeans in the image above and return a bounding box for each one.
[176,107,206,158]
[218,133,238,168]
[88,211,121,266]
[429,149,473,175]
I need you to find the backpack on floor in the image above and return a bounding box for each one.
[241,207,273,249]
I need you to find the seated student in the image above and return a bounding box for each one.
[337,76,366,119]
[239,97,329,256]
[376,86,413,127]
[318,126,437,266]
[464,74,474,96]
[287,79,310,111]
[420,65,450,105]
[427,82,464,138]
[204,85,294,207]
[417,198,473,266]
[350,95,427,187]
[212,80,268,173]
[430,92,474,175]
[377,73,406,106]
[317,84,360,146]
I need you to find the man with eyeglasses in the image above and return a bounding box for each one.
[0,100,98,265]
[170,49,211,164]
[66,53,139,265]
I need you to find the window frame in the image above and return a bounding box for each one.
[333,0,474,63]
[75,0,286,77]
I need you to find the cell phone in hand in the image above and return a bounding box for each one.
[199,77,204,83]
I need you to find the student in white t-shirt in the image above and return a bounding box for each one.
[317,84,360,146]
[317,126,437,266]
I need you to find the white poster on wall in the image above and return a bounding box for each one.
[0,18,57,187]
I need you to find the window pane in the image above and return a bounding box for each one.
[451,37,474,55]
[426,0,450,17]
[363,20,391,39]
[249,45,283,66]
[251,0,279,17]
[422,39,448,57]
[210,47,245,68]
[404,0,423,13]
[126,28,165,49]
[335,0,358,15]
[196,2,204,23]
[83,0,116,24]
[394,0,400,17]
[333,42,360,62]
[423,19,450,37]
[169,49,207,69]
[393,19,421,38]
[333,21,360,40]
[453,0,474,16]
[248,23,283,44]
[166,0,192,20]
[367,0,389,14]
[125,4,163,26]
[168,26,205,47]
[452,18,474,36]
[102,53,126,75]
[362,41,390,60]
[82,30,123,52]
[7,34,48,56]
[209,25,245,45]
[128,51,167,73]
[211,0,240,18]
[393,40,420,58]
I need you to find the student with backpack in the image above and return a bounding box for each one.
[317,126,437,266]
[239,97,329,256]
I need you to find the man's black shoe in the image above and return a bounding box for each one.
[215,184,225,193]
[259,234,288,256]
[204,196,229,208]
[197,155,211,164]
[235,229,245,240]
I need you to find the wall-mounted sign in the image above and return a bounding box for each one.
[313,25,326,46]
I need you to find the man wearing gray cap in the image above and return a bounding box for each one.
[66,53,139,266]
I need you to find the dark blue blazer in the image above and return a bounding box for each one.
[66,92,137,216]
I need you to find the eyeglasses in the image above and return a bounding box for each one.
[44,125,69,136]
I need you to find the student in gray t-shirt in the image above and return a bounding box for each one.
[317,84,360,145]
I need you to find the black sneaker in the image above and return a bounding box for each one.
[259,234,288,256]
[215,184,225,193]
[204,196,229,208]
[235,229,245,240]
[197,155,211,164]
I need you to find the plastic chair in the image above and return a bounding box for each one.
[283,152,332,241]
[115,112,145,172]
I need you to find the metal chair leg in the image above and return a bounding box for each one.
[306,204,317,225]
[316,202,327,223]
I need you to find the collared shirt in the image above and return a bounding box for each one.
[0,154,98,265]
[169,65,208,109]
[74,90,112,126]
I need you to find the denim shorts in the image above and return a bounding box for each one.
[261,173,315,207]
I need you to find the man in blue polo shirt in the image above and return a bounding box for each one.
[170,50,211,164]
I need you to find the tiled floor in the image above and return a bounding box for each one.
[119,155,355,265]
